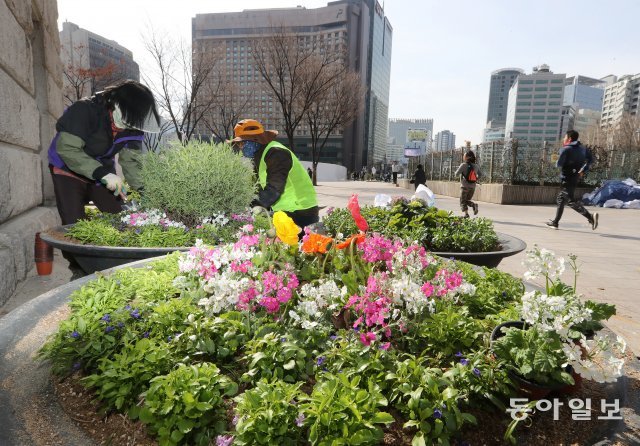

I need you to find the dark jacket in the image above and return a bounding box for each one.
[48,94,145,189]
[412,167,427,189]
[556,141,593,180]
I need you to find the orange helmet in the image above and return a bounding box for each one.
[231,119,278,144]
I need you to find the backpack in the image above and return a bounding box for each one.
[464,163,477,183]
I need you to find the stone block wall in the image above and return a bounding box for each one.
[0,0,62,306]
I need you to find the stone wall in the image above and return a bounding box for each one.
[0,0,62,305]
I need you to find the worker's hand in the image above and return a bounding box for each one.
[101,173,127,197]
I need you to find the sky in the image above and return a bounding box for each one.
[57,0,640,144]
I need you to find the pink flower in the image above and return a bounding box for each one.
[260,296,280,313]
[359,331,377,346]
[380,342,391,350]
[421,282,434,298]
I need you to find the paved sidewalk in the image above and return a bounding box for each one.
[2,180,639,356]
[315,181,640,357]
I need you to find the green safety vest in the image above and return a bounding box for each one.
[258,141,317,212]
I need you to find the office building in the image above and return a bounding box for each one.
[59,21,139,100]
[573,108,602,135]
[388,118,433,147]
[486,68,523,128]
[601,73,640,127]
[192,1,392,171]
[563,75,607,112]
[504,64,566,144]
[434,130,456,151]
[483,127,505,143]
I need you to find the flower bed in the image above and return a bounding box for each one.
[39,207,624,445]
[322,197,500,253]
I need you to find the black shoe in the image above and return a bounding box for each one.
[472,203,479,215]
[546,220,558,229]
[463,213,470,219]
[590,213,599,230]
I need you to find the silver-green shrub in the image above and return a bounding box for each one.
[141,141,256,226]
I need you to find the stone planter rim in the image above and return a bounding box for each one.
[431,231,526,258]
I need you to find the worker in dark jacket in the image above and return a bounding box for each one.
[48,79,160,225]
[231,119,319,230]
[547,130,598,230]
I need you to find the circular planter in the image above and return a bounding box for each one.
[490,321,575,399]
[39,225,190,274]
[0,258,156,446]
[431,232,526,268]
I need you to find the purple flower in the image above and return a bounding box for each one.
[455,352,464,358]
[433,409,442,419]
[280,337,287,342]
[215,435,234,446]
[117,322,125,328]
[72,362,82,371]
[316,356,326,366]
[100,314,111,322]
[142,331,150,338]
[70,331,80,339]
[329,334,338,341]
[295,413,305,427]
[105,325,115,333]
[167,335,173,342]
[232,415,239,426]
[125,305,131,310]
[460,358,469,366]
[130,309,141,319]
[473,367,481,376]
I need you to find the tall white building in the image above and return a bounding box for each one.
[434,130,456,151]
[601,73,640,127]
[505,64,566,144]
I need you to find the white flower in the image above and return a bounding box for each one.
[522,245,565,281]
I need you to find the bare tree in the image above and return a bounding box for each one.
[305,68,364,185]
[61,43,124,105]
[201,69,251,143]
[251,26,344,151]
[142,28,220,145]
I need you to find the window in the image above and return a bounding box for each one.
[532,115,545,120]
[520,80,534,84]
[520,87,533,92]
[534,101,546,105]
[550,86,563,91]
[517,101,531,106]
[535,80,548,84]
[549,94,562,98]
[549,101,561,106]
[533,109,545,113]
[534,94,547,98]
[550,79,564,84]
[520,94,532,99]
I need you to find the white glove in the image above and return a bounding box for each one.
[101,173,126,196]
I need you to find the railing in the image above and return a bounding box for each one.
[408,141,640,186]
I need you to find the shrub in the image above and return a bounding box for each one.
[141,142,256,226]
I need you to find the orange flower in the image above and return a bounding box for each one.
[302,233,334,254]
[337,233,365,250]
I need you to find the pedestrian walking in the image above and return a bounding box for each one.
[410,164,427,190]
[371,166,377,180]
[232,119,319,231]
[454,151,481,218]
[392,161,400,185]
[546,130,598,230]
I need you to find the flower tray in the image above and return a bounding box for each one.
[431,232,526,268]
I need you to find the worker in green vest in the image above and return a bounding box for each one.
[231,119,319,230]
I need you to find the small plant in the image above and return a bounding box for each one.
[233,380,306,445]
[141,142,256,226]
[241,332,310,384]
[138,363,238,446]
[301,373,395,445]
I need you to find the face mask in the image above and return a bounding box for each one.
[112,104,160,133]
[242,140,261,158]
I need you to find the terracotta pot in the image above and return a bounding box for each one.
[34,232,54,276]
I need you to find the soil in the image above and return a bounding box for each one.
[43,227,85,245]
[53,354,640,446]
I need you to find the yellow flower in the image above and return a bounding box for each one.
[273,211,300,246]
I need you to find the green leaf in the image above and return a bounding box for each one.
[412,433,427,446]
[372,412,395,424]
[283,359,296,370]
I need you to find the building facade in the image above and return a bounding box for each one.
[563,75,607,112]
[485,68,523,128]
[192,0,392,172]
[601,73,640,127]
[388,118,433,147]
[505,64,566,144]
[59,21,139,102]
[434,130,456,151]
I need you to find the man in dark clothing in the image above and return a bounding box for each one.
[231,119,319,230]
[547,130,598,230]
[411,164,427,190]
